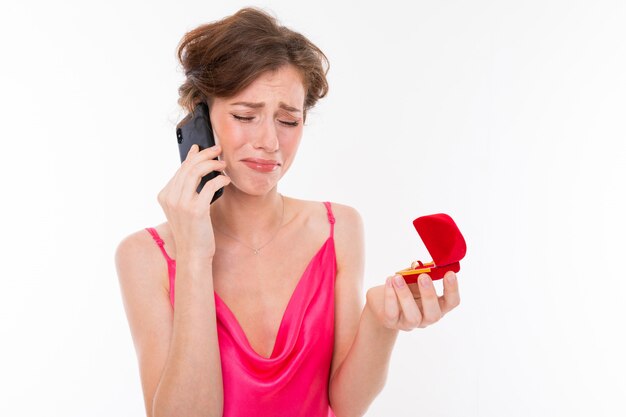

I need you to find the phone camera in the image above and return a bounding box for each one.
[176,128,183,144]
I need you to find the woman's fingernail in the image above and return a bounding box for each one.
[394,275,405,287]
[446,273,457,284]
[420,275,431,288]
[386,277,393,288]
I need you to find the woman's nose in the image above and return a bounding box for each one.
[252,117,279,152]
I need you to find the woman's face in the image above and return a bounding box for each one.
[209,64,306,196]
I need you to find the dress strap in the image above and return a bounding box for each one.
[322,201,335,238]
[145,227,174,263]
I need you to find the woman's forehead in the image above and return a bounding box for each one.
[234,66,305,104]
[229,100,302,114]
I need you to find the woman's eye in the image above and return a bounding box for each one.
[232,114,299,127]
[232,115,254,122]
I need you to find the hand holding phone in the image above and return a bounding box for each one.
[176,101,225,204]
[157,143,230,260]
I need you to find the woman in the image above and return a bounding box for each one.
[115,7,460,417]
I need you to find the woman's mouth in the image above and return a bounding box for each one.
[241,158,281,173]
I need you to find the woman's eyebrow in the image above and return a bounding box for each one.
[230,101,302,113]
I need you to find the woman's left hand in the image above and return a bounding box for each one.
[365,271,460,331]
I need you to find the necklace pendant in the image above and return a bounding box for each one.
[253,249,260,255]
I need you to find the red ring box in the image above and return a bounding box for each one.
[395,213,467,283]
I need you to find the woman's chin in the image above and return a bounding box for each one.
[224,177,279,197]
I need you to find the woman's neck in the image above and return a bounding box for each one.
[209,186,286,247]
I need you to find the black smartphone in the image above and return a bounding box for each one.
[176,101,224,203]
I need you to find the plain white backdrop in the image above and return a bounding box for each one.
[1,1,625,416]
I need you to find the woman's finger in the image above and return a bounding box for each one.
[170,143,206,203]
[197,173,231,208]
[391,274,423,330]
[383,276,400,329]
[417,273,443,327]
[168,143,200,204]
[182,143,222,169]
[438,271,460,315]
[179,158,227,204]
[177,145,224,203]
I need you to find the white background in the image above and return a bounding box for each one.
[1,1,625,416]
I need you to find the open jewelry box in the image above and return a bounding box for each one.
[395,213,467,283]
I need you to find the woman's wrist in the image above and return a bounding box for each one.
[177,252,215,271]
[364,298,400,336]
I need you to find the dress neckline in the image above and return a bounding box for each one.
[174,236,334,360]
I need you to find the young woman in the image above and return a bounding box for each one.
[115,7,460,417]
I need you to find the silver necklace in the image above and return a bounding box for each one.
[214,194,285,255]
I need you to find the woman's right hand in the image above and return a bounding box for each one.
[157,144,231,261]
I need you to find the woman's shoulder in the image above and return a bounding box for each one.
[284,196,362,227]
[290,198,365,275]
[116,226,167,259]
[284,196,363,246]
[126,198,364,260]
[114,226,172,291]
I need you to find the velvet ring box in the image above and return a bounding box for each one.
[395,213,467,284]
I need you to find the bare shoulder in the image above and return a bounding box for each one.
[114,227,174,416]
[285,197,364,268]
[283,197,361,233]
[306,199,364,243]
[328,202,364,274]
[114,227,170,293]
[327,202,364,235]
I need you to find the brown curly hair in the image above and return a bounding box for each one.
[176,7,330,124]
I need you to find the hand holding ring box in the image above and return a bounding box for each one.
[395,213,467,284]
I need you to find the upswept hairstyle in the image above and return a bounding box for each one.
[176,7,330,123]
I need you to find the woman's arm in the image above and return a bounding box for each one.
[329,300,399,417]
[152,253,224,417]
[116,232,224,417]
[327,205,461,417]
[327,204,398,417]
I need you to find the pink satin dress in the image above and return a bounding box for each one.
[145,201,337,417]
